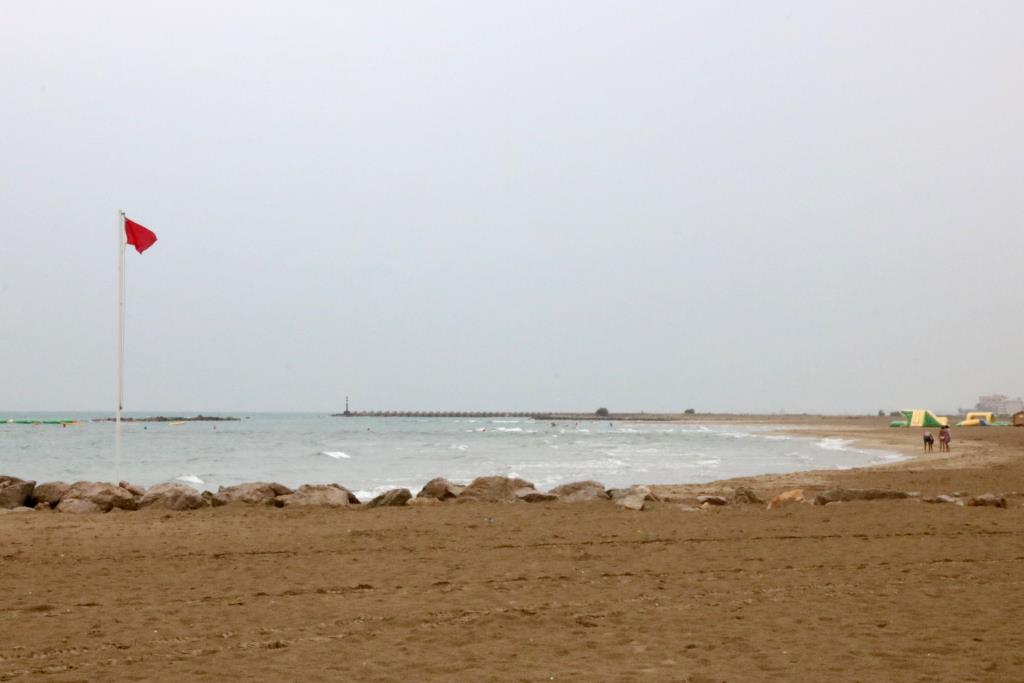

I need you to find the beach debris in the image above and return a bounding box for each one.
[57,481,139,514]
[30,481,70,509]
[416,477,465,501]
[275,483,360,508]
[364,488,413,508]
[515,488,558,503]
[457,476,537,503]
[0,476,36,509]
[212,482,293,506]
[766,489,806,510]
[139,483,209,511]
[118,480,147,497]
[922,494,964,505]
[549,480,610,502]
[966,493,1007,508]
[697,495,728,506]
[813,488,912,506]
[730,487,763,505]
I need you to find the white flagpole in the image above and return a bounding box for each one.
[116,209,126,483]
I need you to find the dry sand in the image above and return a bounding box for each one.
[2,417,1023,682]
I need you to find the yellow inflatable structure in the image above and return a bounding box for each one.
[957,412,996,427]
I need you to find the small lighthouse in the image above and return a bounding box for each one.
[343,396,351,416]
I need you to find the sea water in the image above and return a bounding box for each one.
[0,413,904,501]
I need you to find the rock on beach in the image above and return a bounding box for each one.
[139,483,208,511]
[457,476,537,503]
[364,488,412,508]
[966,493,1007,508]
[0,476,36,509]
[416,477,465,501]
[213,482,294,506]
[276,484,360,508]
[57,481,139,514]
[550,480,609,502]
[813,488,911,506]
[767,489,806,510]
[31,482,70,509]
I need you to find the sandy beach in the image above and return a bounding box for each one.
[2,417,1022,682]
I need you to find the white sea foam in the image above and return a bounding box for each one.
[177,474,204,485]
[451,444,469,451]
[496,427,524,432]
[816,438,855,451]
[320,450,351,459]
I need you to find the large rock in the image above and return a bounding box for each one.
[697,495,728,506]
[140,483,208,511]
[608,485,659,511]
[57,498,103,514]
[458,476,536,503]
[0,476,36,509]
[212,482,294,506]
[57,481,139,514]
[813,488,911,506]
[276,484,359,508]
[550,480,609,502]
[967,493,1007,508]
[31,481,70,509]
[364,488,412,508]
[766,489,806,510]
[730,487,763,505]
[416,477,465,500]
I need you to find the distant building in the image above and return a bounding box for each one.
[974,394,1024,415]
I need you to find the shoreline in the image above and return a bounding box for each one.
[651,416,1022,501]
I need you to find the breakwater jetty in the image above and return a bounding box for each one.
[332,410,551,418]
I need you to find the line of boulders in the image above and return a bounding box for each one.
[0,474,743,514]
[764,487,1010,509]
[2,475,1010,515]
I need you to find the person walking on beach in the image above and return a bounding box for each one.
[938,426,951,452]
[923,431,934,453]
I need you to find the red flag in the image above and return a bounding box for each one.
[125,217,158,254]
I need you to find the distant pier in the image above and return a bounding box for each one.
[331,411,550,418]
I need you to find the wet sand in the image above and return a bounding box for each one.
[2,417,1023,682]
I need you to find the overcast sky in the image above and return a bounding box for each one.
[2,1,1021,414]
